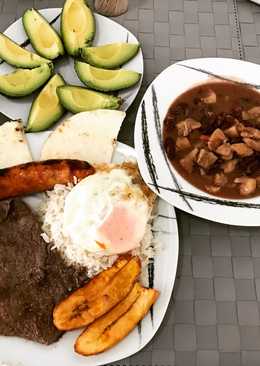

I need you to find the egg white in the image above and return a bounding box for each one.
[63,168,151,254]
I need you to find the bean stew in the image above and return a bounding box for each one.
[163,81,260,199]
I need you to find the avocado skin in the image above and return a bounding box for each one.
[26,74,66,132]
[0,32,49,68]
[22,8,65,60]
[57,85,121,114]
[0,63,53,98]
[80,43,140,69]
[74,61,141,92]
[61,0,96,57]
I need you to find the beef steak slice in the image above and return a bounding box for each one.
[0,199,88,345]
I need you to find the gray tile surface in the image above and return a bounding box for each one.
[237,301,260,325]
[218,325,241,352]
[196,326,218,349]
[240,326,260,350]
[192,256,213,278]
[213,257,233,277]
[2,0,260,364]
[211,236,232,256]
[173,300,194,323]
[151,349,175,366]
[242,351,260,366]
[235,279,256,300]
[220,352,241,366]
[195,300,217,325]
[175,351,196,366]
[197,350,219,366]
[194,278,214,299]
[214,278,236,301]
[174,324,196,351]
[233,257,254,279]
[217,301,238,324]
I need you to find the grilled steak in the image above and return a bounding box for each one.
[0,199,88,345]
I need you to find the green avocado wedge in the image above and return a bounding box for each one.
[75,61,141,92]
[0,32,50,68]
[26,74,65,132]
[80,43,140,69]
[23,8,65,60]
[0,63,53,98]
[57,85,121,113]
[61,0,95,57]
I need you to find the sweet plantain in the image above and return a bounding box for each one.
[75,286,159,355]
[53,256,141,330]
[74,283,143,345]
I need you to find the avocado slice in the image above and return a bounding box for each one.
[80,43,140,69]
[61,0,95,57]
[75,61,141,92]
[23,8,65,60]
[57,85,121,113]
[0,32,50,68]
[27,74,66,132]
[0,63,53,97]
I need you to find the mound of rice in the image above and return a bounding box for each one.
[39,183,157,278]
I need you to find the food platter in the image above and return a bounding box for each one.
[0,4,178,363]
[0,132,178,366]
[134,57,260,226]
[0,7,143,122]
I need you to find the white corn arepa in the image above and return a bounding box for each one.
[40,109,125,164]
[0,121,32,168]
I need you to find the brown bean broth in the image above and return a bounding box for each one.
[163,81,260,199]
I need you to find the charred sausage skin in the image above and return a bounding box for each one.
[0,159,95,200]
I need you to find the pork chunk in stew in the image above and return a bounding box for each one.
[163,81,260,198]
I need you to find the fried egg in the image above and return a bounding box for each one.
[63,164,154,255]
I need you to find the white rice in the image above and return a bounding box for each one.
[39,183,157,278]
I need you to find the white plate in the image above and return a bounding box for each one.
[0,133,178,366]
[0,8,143,122]
[134,57,260,226]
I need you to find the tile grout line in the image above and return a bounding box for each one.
[232,0,245,60]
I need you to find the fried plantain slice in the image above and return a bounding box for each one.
[75,286,159,355]
[53,256,141,330]
[75,282,142,344]
[53,256,128,330]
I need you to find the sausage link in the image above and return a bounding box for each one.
[0,159,95,200]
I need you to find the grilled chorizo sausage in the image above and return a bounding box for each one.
[0,159,95,200]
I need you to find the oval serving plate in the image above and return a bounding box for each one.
[0,132,178,366]
[0,8,143,122]
[249,0,260,5]
[134,57,260,226]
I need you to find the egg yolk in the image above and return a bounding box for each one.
[95,202,146,253]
